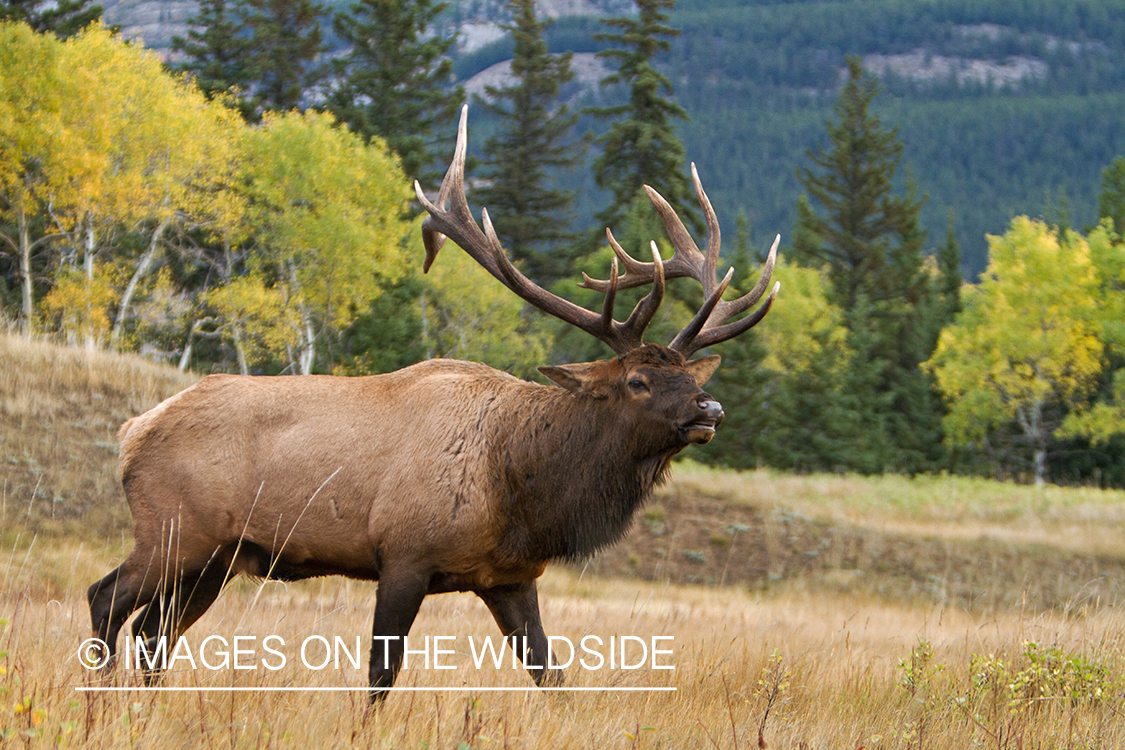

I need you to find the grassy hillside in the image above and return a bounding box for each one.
[2,337,1124,746]
[589,463,1125,613]
[0,335,196,540]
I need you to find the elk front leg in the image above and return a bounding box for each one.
[368,569,429,702]
[477,580,563,687]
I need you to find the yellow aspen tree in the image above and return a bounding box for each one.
[420,249,552,380]
[47,24,246,349]
[926,217,1103,484]
[0,23,69,336]
[1058,221,1125,445]
[238,109,415,374]
[755,258,851,380]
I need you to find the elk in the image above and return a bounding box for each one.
[86,106,779,699]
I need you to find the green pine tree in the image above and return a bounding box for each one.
[1098,155,1125,234]
[171,0,253,110]
[585,0,697,236]
[337,275,428,375]
[937,209,962,318]
[0,0,102,37]
[328,0,461,189]
[472,0,584,284]
[792,56,939,472]
[242,0,326,117]
[765,339,866,472]
[793,57,925,313]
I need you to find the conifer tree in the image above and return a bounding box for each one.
[171,0,252,106]
[936,209,962,318]
[329,0,460,188]
[472,0,583,283]
[586,0,696,234]
[0,0,101,37]
[1098,155,1125,234]
[241,0,326,116]
[793,57,925,313]
[792,56,937,472]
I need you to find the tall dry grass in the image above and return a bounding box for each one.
[1,545,1122,748]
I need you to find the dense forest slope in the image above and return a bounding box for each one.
[454,0,1125,275]
[104,0,1125,275]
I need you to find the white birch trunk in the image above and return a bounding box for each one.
[83,219,97,351]
[178,321,196,372]
[287,260,316,375]
[1016,398,1048,486]
[17,203,33,337]
[232,321,250,376]
[111,217,171,348]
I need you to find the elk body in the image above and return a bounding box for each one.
[87,107,779,699]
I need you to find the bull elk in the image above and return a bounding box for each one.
[87,106,779,699]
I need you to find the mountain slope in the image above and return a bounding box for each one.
[100,0,1125,274]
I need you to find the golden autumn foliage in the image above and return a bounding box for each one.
[927,217,1104,444]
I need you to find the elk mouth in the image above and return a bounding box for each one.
[680,398,724,444]
[679,418,720,444]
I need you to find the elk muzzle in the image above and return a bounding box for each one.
[681,397,724,444]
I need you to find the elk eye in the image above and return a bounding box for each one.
[628,379,649,393]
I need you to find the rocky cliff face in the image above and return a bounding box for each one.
[99,0,630,55]
[102,0,197,54]
[97,0,624,95]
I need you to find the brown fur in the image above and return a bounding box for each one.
[87,344,725,697]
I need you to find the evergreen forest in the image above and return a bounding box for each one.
[455,0,1125,274]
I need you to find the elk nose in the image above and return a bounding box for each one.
[698,398,724,423]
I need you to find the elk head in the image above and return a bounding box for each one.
[415,106,779,451]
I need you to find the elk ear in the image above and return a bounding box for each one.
[685,355,721,387]
[539,361,614,397]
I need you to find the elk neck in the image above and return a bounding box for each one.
[492,382,681,564]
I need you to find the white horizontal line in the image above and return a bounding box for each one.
[75,686,676,693]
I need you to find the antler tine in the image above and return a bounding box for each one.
[416,106,474,273]
[691,162,721,289]
[416,105,669,355]
[578,190,707,293]
[668,266,733,353]
[716,233,779,319]
[618,242,666,348]
[600,257,620,332]
[580,228,650,291]
[636,166,781,355]
[641,185,710,289]
[670,235,780,355]
[679,281,780,356]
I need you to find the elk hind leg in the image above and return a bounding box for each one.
[130,563,228,683]
[87,549,163,668]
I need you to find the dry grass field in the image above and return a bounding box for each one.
[1,334,1124,748]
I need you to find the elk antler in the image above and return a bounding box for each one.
[415,105,668,355]
[580,165,780,357]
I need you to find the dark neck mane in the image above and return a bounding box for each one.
[494,385,680,564]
